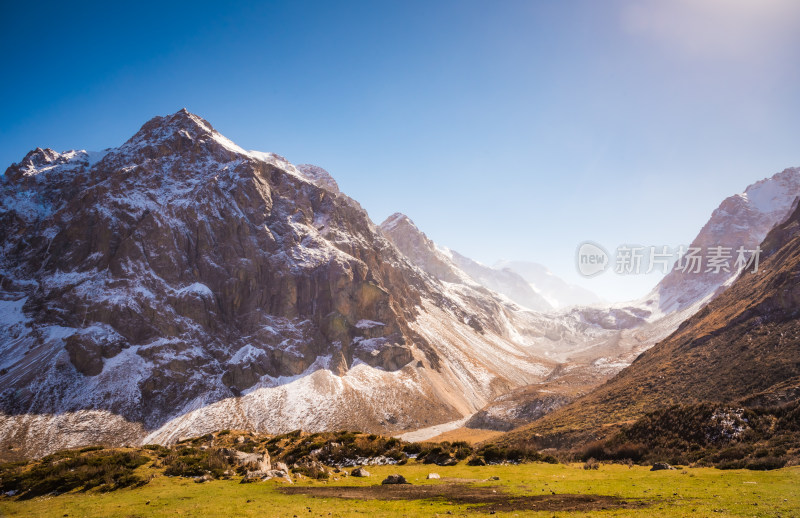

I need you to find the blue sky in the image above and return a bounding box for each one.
[2,0,799,301]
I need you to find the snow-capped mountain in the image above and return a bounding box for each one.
[0,110,560,457]
[446,252,554,313]
[378,210,693,434]
[378,213,472,285]
[493,260,603,309]
[0,110,698,455]
[642,167,800,315]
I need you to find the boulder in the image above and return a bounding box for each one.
[351,467,370,477]
[426,473,440,479]
[381,474,409,485]
[650,462,675,471]
[240,471,268,483]
[276,461,289,473]
[231,450,271,472]
[265,469,292,482]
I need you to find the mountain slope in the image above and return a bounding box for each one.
[0,110,556,458]
[502,199,800,446]
[384,169,800,437]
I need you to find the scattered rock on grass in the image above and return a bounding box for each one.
[351,467,370,477]
[241,471,268,483]
[650,462,675,471]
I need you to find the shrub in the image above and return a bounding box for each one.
[0,450,150,499]
[293,462,329,479]
[467,456,487,466]
[162,448,231,478]
[743,456,786,471]
[581,441,607,461]
[79,445,104,453]
[402,442,422,455]
[583,458,600,470]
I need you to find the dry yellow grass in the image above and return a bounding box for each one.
[428,426,505,444]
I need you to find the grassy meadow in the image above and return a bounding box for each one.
[1,460,798,517]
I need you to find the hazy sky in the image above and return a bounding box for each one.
[2,0,799,301]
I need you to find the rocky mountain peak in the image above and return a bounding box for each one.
[110,109,247,166]
[381,212,415,233]
[379,213,466,284]
[648,166,800,314]
[3,147,87,185]
[20,147,61,169]
[296,164,339,193]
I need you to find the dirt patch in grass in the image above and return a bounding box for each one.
[281,483,650,512]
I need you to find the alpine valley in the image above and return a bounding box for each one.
[1,110,799,465]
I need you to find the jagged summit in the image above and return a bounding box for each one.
[111,108,248,165]
[296,164,339,193]
[381,212,414,233]
[20,147,61,167]
[136,108,215,137]
[379,212,467,284]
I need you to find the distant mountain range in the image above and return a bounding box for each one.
[493,260,604,309]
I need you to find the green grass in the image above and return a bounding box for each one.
[1,462,798,517]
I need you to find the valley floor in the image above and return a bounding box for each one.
[1,463,798,517]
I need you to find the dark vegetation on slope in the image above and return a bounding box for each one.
[5,410,799,502]
[575,401,800,470]
[0,447,150,499]
[0,429,557,499]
